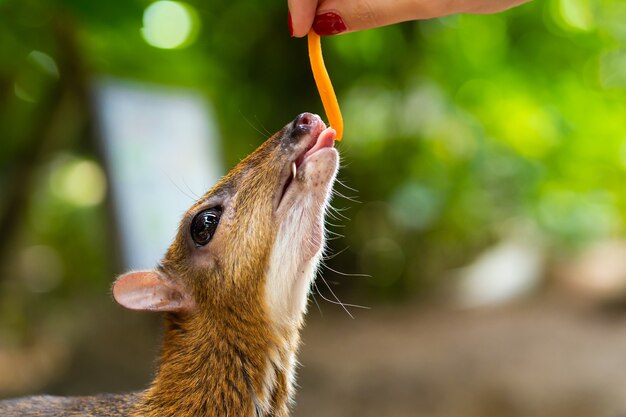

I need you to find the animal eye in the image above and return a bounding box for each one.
[190,208,221,247]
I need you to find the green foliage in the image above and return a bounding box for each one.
[0,0,624,310]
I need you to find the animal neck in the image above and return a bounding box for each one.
[132,305,301,417]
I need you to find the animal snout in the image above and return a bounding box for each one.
[290,112,322,138]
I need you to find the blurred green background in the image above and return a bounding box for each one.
[1,0,625,416]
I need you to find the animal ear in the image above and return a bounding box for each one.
[112,270,193,313]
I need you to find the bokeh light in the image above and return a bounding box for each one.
[557,0,594,31]
[13,84,36,103]
[390,182,443,231]
[49,157,107,207]
[28,51,59,79]
[141,1,200,49]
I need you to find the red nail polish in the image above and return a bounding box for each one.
[312,12,347,36]
[288,11,294,37]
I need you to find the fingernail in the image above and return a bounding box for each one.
[288,11,294,37]
[312,12,347,36]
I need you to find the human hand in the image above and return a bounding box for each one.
[288,0,530,37]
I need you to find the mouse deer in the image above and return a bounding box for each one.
[0,112,339,417]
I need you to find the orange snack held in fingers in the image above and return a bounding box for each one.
[308,30,344,141]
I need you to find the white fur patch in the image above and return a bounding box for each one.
[266,149,338,327]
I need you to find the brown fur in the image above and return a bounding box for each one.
[0,113,338,417]
[0,394,139,416]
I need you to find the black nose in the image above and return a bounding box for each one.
[291,112,316,136]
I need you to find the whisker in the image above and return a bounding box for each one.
[313,281,353,318]
[182,178,201,199]
[332,190,361,203]
[253,115,273,136]
[321,246,350,261]
[325,221,345,228]
[323,264,371,278]
[326,228,344,237]
[319,275,371,315]
[338,159,353,169]
[310,291,324,318]
[329,205,351,213]
[165,173,198,202]
[325,210,344,222]
[327,206,350,220]
[335,178,359,192]
[239,111,269,139]
[328,211,349,221]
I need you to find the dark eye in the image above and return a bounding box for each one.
[190,208,221,247]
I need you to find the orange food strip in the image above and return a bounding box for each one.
[308,30,343,141]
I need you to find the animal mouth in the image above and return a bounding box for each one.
[278,125,337,207]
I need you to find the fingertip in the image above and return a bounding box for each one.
[293,25,312,38]
[288,0,318,37]
[293,15,316,38]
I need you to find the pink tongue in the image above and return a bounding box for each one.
[304,127,336,160]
